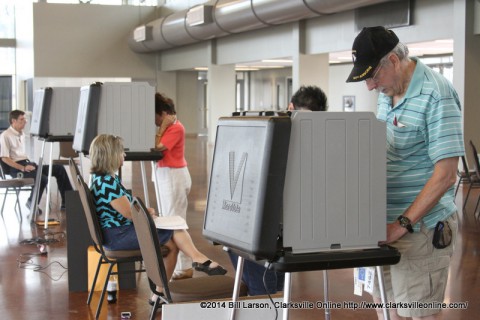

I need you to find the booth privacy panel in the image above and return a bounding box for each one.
[30,88,52,137]
[283,112,386,253]
[31,87,82,137]
[97,82,155,151]
[203,116,291,260]
[73,82,155,153]
[49,87,80,136]
[73,84,101,153]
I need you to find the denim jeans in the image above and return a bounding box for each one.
[228,251,284,296]
[102,224,173,251]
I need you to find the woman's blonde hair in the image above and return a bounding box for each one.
[89,134,124,175]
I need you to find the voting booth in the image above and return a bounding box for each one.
[29,87,81,226]
[204,111,386,259]
[203,111,398,320]
[203,114,291,259]
[72,82,156,154]
[30,87,80,138]
[71,81,162,212]
[283,111,386,254]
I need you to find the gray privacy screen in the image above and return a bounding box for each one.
[203,116,291,260]
[204,112,387,260]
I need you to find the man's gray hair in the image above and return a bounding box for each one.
[379,42,409,65]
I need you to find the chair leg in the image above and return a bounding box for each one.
[463,184,473,210]
[95,263,115,319]
[87,256,104,305]
[1,191,8,219]
[150,299,159,320]
[474,195,480,216]
[454,179,462,197]
[15,189,23,223]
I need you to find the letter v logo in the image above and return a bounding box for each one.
[229,151,247,202]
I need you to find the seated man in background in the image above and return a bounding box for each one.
[228,85,328,296]
[0,110,72,212]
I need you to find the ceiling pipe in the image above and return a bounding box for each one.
[128,0,393,53]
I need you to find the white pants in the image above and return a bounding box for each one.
[155,166,192,272]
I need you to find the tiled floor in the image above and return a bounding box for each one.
[0,136,479,319]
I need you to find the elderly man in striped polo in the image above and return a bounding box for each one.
[347,27,464,320]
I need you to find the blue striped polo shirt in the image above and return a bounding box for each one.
[377,57,464,231]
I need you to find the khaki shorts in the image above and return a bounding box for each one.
[372,212,458,318]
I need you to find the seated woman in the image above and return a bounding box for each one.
[88,134,226,303]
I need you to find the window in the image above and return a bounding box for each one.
[0,2,14,38]
[0,47,15,74]
[0,76,12,130]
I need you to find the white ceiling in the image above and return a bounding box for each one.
[232,39,454,70]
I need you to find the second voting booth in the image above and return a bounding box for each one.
[72,81,161,208]
[202,111,400,320]
[73,82,156,153]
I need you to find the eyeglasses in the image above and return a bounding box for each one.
[365,64,383,84]
[15,116,27,122]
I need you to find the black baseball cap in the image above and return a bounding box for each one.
[346,26,399,82]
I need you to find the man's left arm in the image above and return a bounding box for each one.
[382,156,459,244]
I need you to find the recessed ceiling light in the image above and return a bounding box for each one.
[261,59,293,63]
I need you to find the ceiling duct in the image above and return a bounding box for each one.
[129,0,393,53]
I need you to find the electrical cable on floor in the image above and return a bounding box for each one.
[263,261,279,320]
[43,231,66,242]
[18,231,66,245]
[17,253,68,281]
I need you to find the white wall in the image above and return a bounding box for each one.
[32,3,157,78]
[328,64,378,113]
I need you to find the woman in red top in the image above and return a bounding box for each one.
[154,93,193,279]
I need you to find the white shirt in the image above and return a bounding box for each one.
[0,126,29,162]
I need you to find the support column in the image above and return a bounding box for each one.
[292,53,330,95]
[291,21,329,96]
[453,0,480,164]
[206,64,236,145]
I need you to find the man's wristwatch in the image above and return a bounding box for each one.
[397,215,414,233]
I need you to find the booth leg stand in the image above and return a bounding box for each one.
[323,270,330,320]
[43,142,54,229]
[376,266,390,320]
[152,161,162,215]
[30,140,45,224]
[140,161,149,207]
[282,272,292,320]
[229,255,245,320]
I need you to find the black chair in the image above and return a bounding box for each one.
[455,156,475,197]
[130,197,247,320]
[455,155,480,210]
[74,165,145,319]
[0,159,34,222]
[68,158,81,191]
[468,141,480,215]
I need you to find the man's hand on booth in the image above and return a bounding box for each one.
[380,221,409,245]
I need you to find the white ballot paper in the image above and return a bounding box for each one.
[153,216,188,230]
